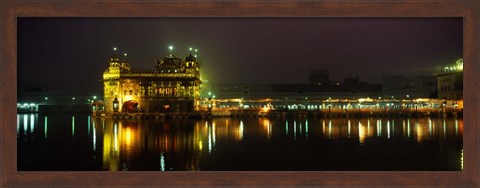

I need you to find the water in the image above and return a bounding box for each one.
[17,113,463,171]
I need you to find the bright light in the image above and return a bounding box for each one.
[45,97,48,100]
[189,47,193,51]
[195,49,198,52]
[113,47,117,51]
[261,106,270,113]
[124,53,127,57]
[168,46,173,50]
[72,97,76,100]
[29,103,35,106]
[93,96,97,100]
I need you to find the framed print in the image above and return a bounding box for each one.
[1,1,479,187]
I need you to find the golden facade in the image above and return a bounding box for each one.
[102,49,201,113]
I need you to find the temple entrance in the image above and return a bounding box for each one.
[122,100,139,113]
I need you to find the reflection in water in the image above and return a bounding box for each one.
[294,120,297,140]
[92,117,96,152]
[208,122,212,154]
[328,120,332,139]
[17,114,464,171]
[239,121,244,141]
[443,118,447,137]
[72,116,75,137]
[407,119,411,138]
[305,119,309,139]
[17,115,20,134]
[455,119,458,136]
[103,121,119,171]
[30,114,35,134]
[23,114,28,135]
[160,152,165,171]
[44,116,48,139]
[387,120,390,139]
[429,118,432,136]
[87,116,91,136]
[359,122,365,144]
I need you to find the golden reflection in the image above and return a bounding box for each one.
[347,120,351,138]
[239,121,244,141]
[328,120,332,139]
[96,117,462,171]
[428,118,432,136]
[443,118,447,138]
[261,118,271,139]
[322,120,325,136]
[407,119,411,138]
[415,122,423,143]
[123,126,133,153]
[103,122,120,171]
[358,122,365,144]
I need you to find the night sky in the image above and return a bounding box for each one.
[17,17,462,93]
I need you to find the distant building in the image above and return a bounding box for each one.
[102,47,202,113]
[214,84,271,99]
[212,77,382,100]
[382,75,437,99]
[434,58,463,100]
[309,69,330,85]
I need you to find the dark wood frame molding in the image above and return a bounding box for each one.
[1,0,478,187]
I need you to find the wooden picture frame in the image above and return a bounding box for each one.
[1,1,478,187]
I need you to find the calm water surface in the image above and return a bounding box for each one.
[17,113,463,171]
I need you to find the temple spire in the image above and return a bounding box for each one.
[168,45,173,57]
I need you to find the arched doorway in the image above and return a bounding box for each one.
[122,100,139,113]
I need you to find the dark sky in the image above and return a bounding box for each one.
[18,17,462,93]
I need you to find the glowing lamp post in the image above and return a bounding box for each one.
[113,97,119,113]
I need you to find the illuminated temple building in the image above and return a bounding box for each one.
[102,47,201,113]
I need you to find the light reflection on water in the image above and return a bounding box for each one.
[17,113,463,171]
